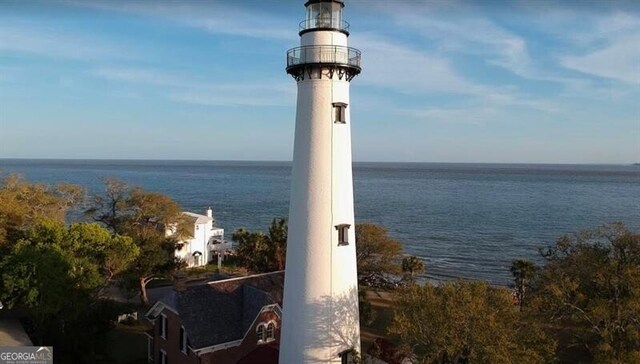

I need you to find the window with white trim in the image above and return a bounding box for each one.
[266,322,276,341]
[158,349,167,364]
[179,326,187,354]
[335,224,351,246]
[160,314,167,340]
[256,324,266,342]
[333,102,347,124]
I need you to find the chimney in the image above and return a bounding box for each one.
[206,206,213,218]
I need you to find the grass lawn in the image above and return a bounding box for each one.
[147,257,249,289]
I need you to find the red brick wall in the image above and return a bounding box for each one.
[152,308,201,364]
[199,311,281,364]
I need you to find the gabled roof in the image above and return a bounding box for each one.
[183,211,213,225]
[150,271,284,350]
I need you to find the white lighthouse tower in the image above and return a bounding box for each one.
[280,0,362,363]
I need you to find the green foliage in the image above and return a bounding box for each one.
[530,223,640,363]
[402,255,426,282]
[0,174,84,249]
[356,223,404,285]
[510,259,536,311]
[232,218,287,273]
[86,178,188,304]
[1,237,73,316]
[0,221,139,361]
[0,221,137,308]
[388,280,556,364]
[358,289,375,325]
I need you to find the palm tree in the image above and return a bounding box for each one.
[402,255,425,282]
[510,259,536,311]
[267,218,287,271]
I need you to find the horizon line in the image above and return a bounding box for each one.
[0,157,637,166]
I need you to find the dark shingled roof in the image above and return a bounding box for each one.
[163,271,284,350]
[237,343,280,364]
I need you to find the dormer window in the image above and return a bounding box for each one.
[257,324,266,342]
[333,102,347,124]
[335,224,350,246]
[266,322,276,341]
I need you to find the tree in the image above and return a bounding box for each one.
[0,174,84,249]
[510,259,536,312]
[529,223,640,363]
[233,218,287,273]
[268,218,287,271]
[1,221,138,306]
[0,221,138,361]
[86,178,189,305]
[358,289,375,326]
[402,255,426,283]
[355,223,404,286]
[388,280,556,364]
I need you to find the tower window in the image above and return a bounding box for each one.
[333,102,347,124]
[335,224,350,246]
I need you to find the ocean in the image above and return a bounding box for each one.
[1,159,638,285]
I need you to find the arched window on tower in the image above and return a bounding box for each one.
[266,322,276,341]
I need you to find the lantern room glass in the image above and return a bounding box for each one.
[306,2,342,29]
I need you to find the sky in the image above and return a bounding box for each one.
[0,0,638,164]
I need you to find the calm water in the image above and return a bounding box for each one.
[1,159,638,285]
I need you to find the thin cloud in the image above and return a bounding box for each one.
[353,33,484,95]
[0,25,136,61]
[92,66,294,107]
[68,0,295,42]
[169,90,293,108]
[92,67,186,87]
[561,37,640,84]
[559,12,640,84]
[361,1,537,80]
[403,106,500,125]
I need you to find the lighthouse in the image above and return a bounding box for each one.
[280,0,362,363]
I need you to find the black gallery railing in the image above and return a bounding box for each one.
[299,19,350,34]
[286,45,361,71]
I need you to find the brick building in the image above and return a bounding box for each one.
[145,271,284,364]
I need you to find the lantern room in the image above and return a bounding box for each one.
[300,0,349,35]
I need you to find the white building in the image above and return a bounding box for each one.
[170,207,231,268]
[280,0,362,362]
